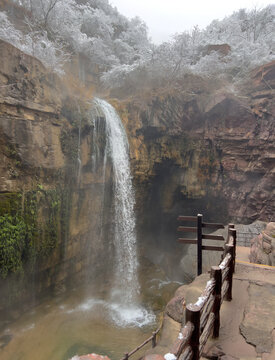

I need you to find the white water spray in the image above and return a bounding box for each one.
[94,98,139,302]
[92,99,154,327]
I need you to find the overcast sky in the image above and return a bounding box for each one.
[110,0,273,43]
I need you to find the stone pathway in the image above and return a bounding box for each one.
[144,246,275,360]
[202,247,275,360]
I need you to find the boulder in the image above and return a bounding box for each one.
[71,354,111,360]
[165,295,185,323]
[249,222,275,266]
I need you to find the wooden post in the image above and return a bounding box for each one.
[197,214,203,276]
[186,304,200,360]
[152,331,157,348]
[225,244,234,301]
[228,228,237,273]
[227,224,235,242]
[211,266,222,338]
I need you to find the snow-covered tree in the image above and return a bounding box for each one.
[1,1,274,87]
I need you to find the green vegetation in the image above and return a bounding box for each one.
[0,214,26,278]
[0,188,71,279]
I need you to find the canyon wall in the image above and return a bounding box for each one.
[0,40,114,317]
[0,39,274,311]
[114,65,274,278]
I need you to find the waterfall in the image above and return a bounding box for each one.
[76,104,82,185]
[89,98,154,326]
[90,99,154,327]
[93,98,139,304]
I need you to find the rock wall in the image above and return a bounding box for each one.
[113,64,274,278]
[0,39,274,313]
[0,40,114,317]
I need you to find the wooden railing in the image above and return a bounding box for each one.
[168,226,236,360]
[121,325,161,360]
[177,214,225,276]
[120,225,237,360]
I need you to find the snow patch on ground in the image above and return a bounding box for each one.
[164,353,177,360]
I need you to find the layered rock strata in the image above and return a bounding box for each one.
[0,40,113,316]
[114,62,274,279]
[0,38,274,314]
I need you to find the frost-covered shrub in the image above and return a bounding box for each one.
[1,1,274,86]
[0,11,70,74]
[0,12,22,48]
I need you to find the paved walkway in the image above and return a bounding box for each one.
[202,246,275,360]
[145,246,275,360]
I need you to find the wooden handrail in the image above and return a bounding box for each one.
[120,221,236,360]
[175,224,236,360]
[120,325,162,360]
[170,321,194,357]
[177,214,225,275]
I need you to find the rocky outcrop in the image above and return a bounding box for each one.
[0,37,274,316]
[109,63,275,283]
[250,222,275,265]
[203,44,231,57]
[111,63,275,279]
[120,65,274,225]
[0,40,114,316]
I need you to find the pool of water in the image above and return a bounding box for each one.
[0,261,181,360]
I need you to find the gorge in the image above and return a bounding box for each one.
[0,1,274,359]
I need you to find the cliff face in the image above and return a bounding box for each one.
[0,39,274,309]
[117,66,274,219]
[113,66,274,276]
[0,40,113,314]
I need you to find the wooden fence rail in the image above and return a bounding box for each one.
[174,226,236,360]
[120,223,236,360]
[120,326,161,360]
[177,214,225,276]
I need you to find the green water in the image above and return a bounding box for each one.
[0,262,181,360]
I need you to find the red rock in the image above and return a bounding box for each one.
[251,60,275,89]
[71,354,111,360]
[204,44,231,57]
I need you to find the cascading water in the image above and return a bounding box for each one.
[92,98,154,326]
[0,99,179,360]
[76,104,82,185]
[94,99,139,301]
